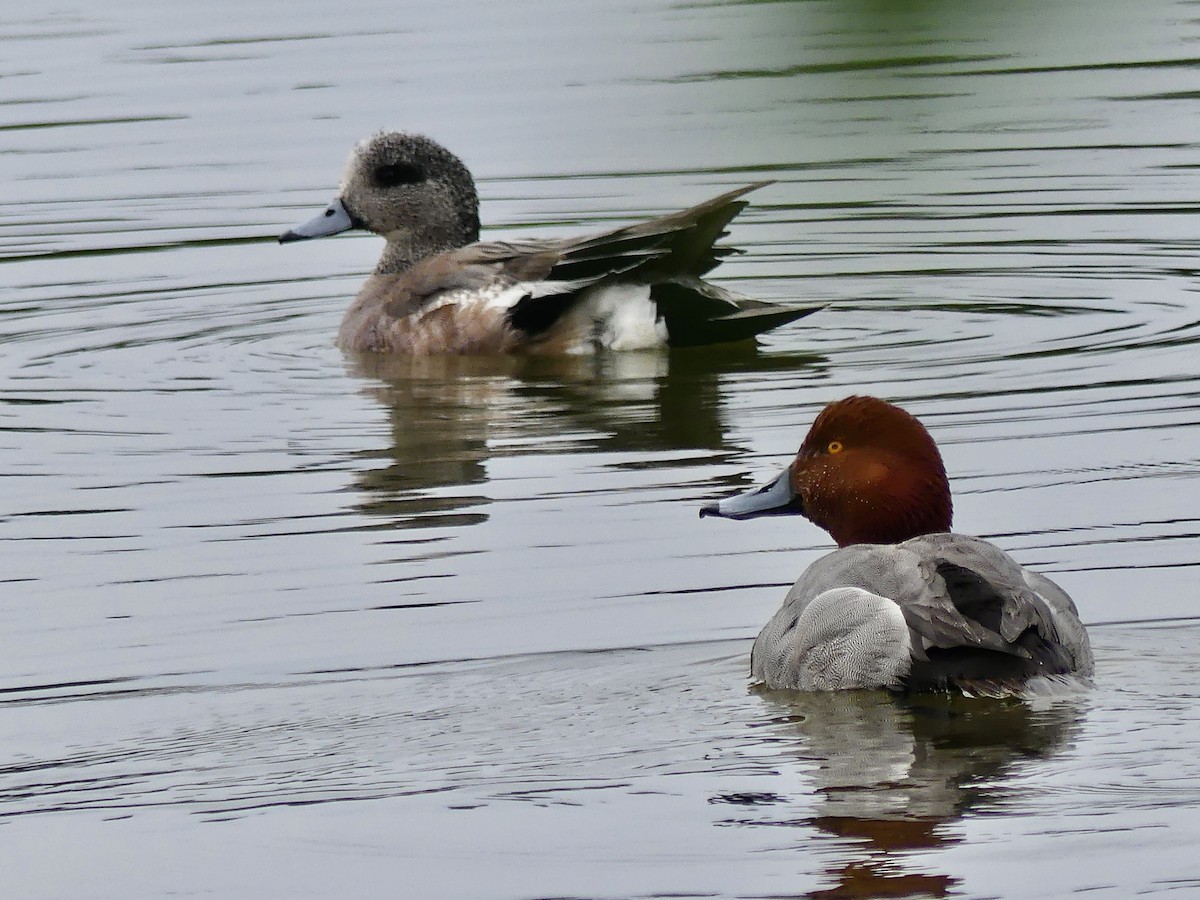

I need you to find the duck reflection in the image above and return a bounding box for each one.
[722,689,1086,898]
[344,345,824,528]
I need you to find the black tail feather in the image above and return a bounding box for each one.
[652,281,821,346]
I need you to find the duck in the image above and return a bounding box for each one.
[279,131,820,354]
[699,396,1094,693]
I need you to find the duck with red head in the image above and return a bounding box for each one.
[701,396,1093,694]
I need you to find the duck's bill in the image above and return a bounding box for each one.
[279,198,355,243]
[699,468,805,520]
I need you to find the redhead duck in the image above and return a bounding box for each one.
[700,396,1094,693]
[279,132,819,354]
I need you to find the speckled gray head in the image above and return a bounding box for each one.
[280,131,482,273]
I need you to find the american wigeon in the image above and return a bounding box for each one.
[701,396,1094,693]
[280,132,820,354]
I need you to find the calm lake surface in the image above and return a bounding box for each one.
[4,0,1200,897]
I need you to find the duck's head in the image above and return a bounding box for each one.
[279,131,481,272]
[700,396,952,546]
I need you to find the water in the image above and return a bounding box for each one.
[4,0,1200,896]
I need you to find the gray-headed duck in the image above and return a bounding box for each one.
[701,396,1094,694]
[280,131,819,354]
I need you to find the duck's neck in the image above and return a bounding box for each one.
[374,226,475,275]
[811,453,952,548]
[827,482,952,547]
[374,241,426,274]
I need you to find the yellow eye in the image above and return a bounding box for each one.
[827,440,844,454]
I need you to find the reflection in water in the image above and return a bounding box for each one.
[725,689,1086,899]
[345,345,826,529]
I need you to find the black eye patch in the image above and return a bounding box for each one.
[374,163,425,187]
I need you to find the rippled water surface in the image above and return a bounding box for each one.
[4,0,1200,897]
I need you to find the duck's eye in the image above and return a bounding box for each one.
[374,163,425,187]
[827,440,844,454]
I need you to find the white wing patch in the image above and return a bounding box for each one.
[420,282,531,316]
[583,283,668,350]
[414,281,668,354]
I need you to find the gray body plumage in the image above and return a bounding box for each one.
[751,533,1094,691]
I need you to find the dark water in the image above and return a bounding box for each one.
[4,0,1200,897]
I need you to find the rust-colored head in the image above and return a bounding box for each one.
[791,396,952,545]
[700,396,952,546]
